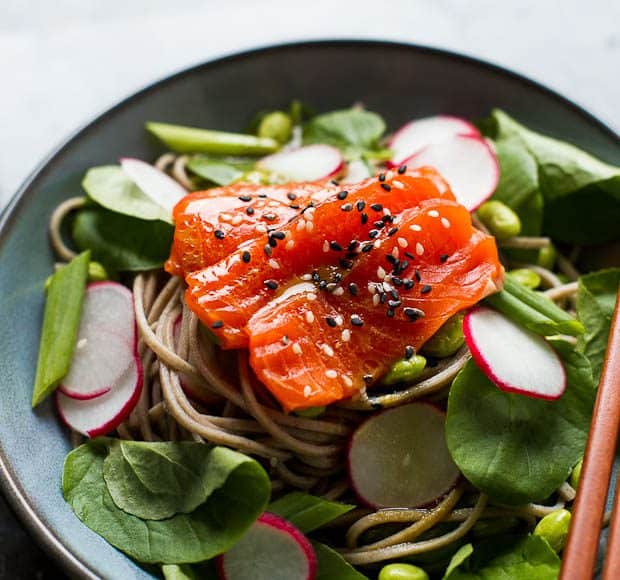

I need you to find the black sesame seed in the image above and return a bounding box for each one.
[337,190,349,200]
[341,203,353,212]
[388,227,398,237]
[287,192,297,201]
[362,243,374,253]
[382,214,394,223]
[334,273,343,282]
[214,229,225,239]
[398,165,407,174]
[421,284,432,294]
[326,282,337,292]
[370,203,383,212]
[264,213,277,221]
[440,253,449,263]
[388,300,402,309]
[405,251,415,260]
[405,345,415,359]
[212,320,224,329]
[381,183,392,192]
[374,220,385,229]
[264,279,278,290]
[258,193,267,198]
[289,203,300,209]
[330,179,339,186]
[271,231,286,240]
[268,237,278,248]
[242,251,251,263]
[263,244,273,256]
[398,260,410,275]
[349,283,359,296]
[390,289,400,300]
[369,229,379,239]
[404,279,414,290]
[319,280,328,290]
[351,315,364,327]
[386,254,397,265]
[404,307,425,321]
[392,277,403,287]
[356,200,366,212]
[363,374,373,384]
[312,271,320,282]
[386,308,395,318]
[378,173,386,182]
[361,213,369,225]
[330,241,343,251]
[246,207,255,215]
[238,194,252,202]
[325,316,337,328]
[345,252,358,260]
[340,259,354,269]
[348,240,359,251]
[379,293,387,304]
[415,269,422,282]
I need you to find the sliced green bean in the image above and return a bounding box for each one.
[422,314,464,358]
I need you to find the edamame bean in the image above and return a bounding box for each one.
[477,200,522,240]
[294,406,326,418]
[378,563,429,580]
[382,355,426,386]
[534,508,571,552]
[537,243,557,270]
[88,261,109,282]
[570,459,582,489]
[258,111,293,144]
[422,313,464,358]
[508,268,542,289]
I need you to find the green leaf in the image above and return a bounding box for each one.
[443,535,560,580]
[146,122,279,156]
[186,156,254,186]
[312,542,368,580]
[32,251,90,407]
[577,268,620,381]
[446,347,594,504]
[62,439,270,564]
[302,108,387,160]
[72,206,173,272]
[162,564,197,580]
[104,441,252,520]
[268,492,354,533]
[482,109,620,244]
[82,166,172,223]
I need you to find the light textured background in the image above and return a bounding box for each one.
[1,0,619,209]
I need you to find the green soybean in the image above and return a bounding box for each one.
[570,459,582,489]
[537,243,557,270]
[257,111,292,144]
[382,355,426,386]
[534,509,571,552]
[477,200,522,240]
[508,268,542,289]
[422,313,464,358]
[378,563,429,580]
[294,406,326,419]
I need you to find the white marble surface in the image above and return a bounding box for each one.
[1,0,619,208]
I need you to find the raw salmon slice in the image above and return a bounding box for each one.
[185,168,456,348]
[166,181,337,276]
[247,199,503,411]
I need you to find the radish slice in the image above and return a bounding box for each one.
[120,157,187,214]
[217,513,316,580]
[388,115,480,167]
[59,283,135,400]
[348,402,460,508]
[341,159,372,183]
[257,145,343,182]
[57,359,143,437]
[464,306,566,400]
[404,135,499,211]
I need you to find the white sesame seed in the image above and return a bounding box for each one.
[341,329,351,342]
[323,240,329,253]
[325,369,338,379]
[306,221,314,233]
[410,224,422,232]
[255,224,268,233]
[333,287,344,296]
[441,217,451,229]
[382,281,392,292]
[281,335,290,345]
[372,294,380,306]
[296,219,306,231]
[392,179,405,189]
[368,283,377,294]
[385,170,395,180]
[342,375,353,388]
[392,247,399,259]
[322,344,335,357]
[397,237,409,248]
[293,343,303,355]
[285,240,295,250]
[383,208,392,216]
[428,210,440,218]
[377,266,386,279]
[305,311,315,324]
[335,315,343,326]
[232,215,243,226]
[307,293,317,301]
[76,338,87,349]
[268,259,279,269]
[303,385,312,397]
[305,207,315,220]
[219,213,232,222]
[374,239,381,248]
[416,242,425,256]
[268,201,280,208]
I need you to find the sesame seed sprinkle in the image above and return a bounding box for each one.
[301,274,312,281]
[333,287,344,296]
[306,221,314,233]
[264,244,272,257]
[374,239,381,248]
[323,240,329,253]
[421,284,432,294]
[392,180,405,189]
[256,224,268,233]
[330,241,343,251]
[341,329,351,342]
[349,282,359,296]
[351,314,364,326]
[293,343,303,355]
[325,369,338,379]
[282,335,290,345]
[372,294,380,306]
[392,247,400,259]
[303,386,312,397]
[356,200,366,212]
[404,307,425,321]
[361,213,368,225]
[246,207,255,215]
[428,210,440,217]
[381,182,391,192]
[370,203,383,212]
[410,224,422,232]
[285,240,295,250]
[378,173,386,182]
[398,165,407,174]
[212,320,224,329]
[326,317,337,327]
[238,194,252,202]
[405,345,414,359]
[342,375,353,388]
[268,259,280,269]
[287,192,297,201]
[296,219,306,231]
[341,203,353,212]
[306,311,315,323]
[264,279,278,290]
[242,251,251,263]
[322,344,335,357]
[337,190,349,200]
[440,253,449,263]
[307,293,317,301]
[397,237,408,249]
[415,242,425,256]
[214,229,225,239]
[441,217,451,229]
[335,315,343,326]
[377,266,386,279]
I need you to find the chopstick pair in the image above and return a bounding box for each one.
[560,288,620,580]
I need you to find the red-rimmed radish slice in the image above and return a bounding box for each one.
[348,402,460,508]
[388,115,480,167]
[404,135,499,211]
[464,306,566,400]
[341,159,372,183]
[59,282,136,400]
[217,512,316,580]
[257,145,343,181]
[57,359,143,437]
[120,157,187,214]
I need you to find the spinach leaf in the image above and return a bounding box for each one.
[446,345,594,504]
[72,206,173,271]
[104,441,251,520]
[62,439,270,564]
[269,492,354,533]
[443,535,559,580]
[186,156,253,186]
[483,109,620,244]
[312,542,368,580]
[577,268,620,381]
[32,251,90,407]
[82,166,172,224]
[302,108,389,160]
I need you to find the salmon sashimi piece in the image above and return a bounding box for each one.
[166,181,338,276]
[247,199,503,411]
[185,168,456,349]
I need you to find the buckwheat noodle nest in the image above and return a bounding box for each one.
[48,153,589,567]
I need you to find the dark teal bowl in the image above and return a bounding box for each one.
[0,41,618,579]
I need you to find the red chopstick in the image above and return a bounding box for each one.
[560,288,620,580]
[602,471,620,579]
